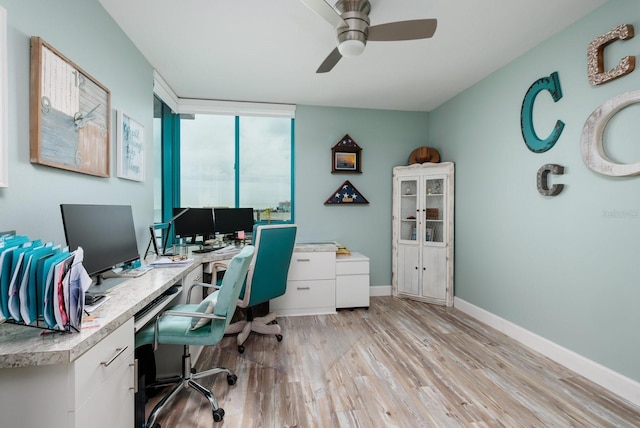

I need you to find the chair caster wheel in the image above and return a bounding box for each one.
[238,345,245,353]
[227,374,238,385]
[213,407,225,422]
[191,368,196,374]
[276,334,283,342]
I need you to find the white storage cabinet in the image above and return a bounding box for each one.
[392,162,454,306]
[271,251,336,316]
[336,252,370,309]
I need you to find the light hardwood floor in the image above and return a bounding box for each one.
[146,296,640,427]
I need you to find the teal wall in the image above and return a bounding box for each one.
[294,106,429,286]
[0,0,154,250]
[429,0,640,382]
[2,0,637,387]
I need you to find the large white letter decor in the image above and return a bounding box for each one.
[581,90,640,176]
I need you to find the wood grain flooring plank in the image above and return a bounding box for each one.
[145,297,640,427]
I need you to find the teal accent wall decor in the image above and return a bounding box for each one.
[520,71,565,153]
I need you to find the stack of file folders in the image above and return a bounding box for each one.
[0,233,92,333]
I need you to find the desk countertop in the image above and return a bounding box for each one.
[0,242,338,369]
[0,261,198,369]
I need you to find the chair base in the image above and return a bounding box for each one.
[144,346,236,427]
[226,311,282,352]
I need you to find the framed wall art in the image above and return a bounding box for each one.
[29,37,111,177]
[331,134,362,173]
[117,110,145,181]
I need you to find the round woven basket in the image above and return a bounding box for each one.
[408,146,440,164]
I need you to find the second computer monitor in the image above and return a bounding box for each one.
[172,207,215,243]
[213,208,254,236]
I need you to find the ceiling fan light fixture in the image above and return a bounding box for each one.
[338,39,366,57]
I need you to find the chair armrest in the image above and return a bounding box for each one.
[187,282,221,303]
[152,310,226,349]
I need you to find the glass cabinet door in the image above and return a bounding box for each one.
[399,178,418,242]
[424,176,445,244]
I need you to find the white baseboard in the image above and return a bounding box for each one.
[370,285,392,296]
[454,297,640,407]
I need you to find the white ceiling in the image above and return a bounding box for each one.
[99,0,607,112]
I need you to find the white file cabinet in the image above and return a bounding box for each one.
[271,251,336,316]
[336,252,370,309]
[0,318,135,428]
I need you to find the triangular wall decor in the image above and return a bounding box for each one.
[324,180,369,205]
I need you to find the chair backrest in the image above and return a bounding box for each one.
[240,224,297,308]
[212,245,255,329]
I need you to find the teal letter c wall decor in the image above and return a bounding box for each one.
[520,71,565,153]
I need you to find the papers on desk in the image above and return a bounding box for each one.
[0,234,92,332]
[148,257,194,267]
[215,245,240,255]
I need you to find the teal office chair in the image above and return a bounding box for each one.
[135,245,254,426]
[224,224,297,353]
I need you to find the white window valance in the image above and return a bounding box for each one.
[153,70,295,119]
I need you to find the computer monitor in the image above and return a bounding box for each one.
[172,207,215,244]
[60,204,140,285]
[213,207,255,237]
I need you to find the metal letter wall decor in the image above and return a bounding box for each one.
[587,24,635,86]
[537,164,565,196]
[520,71,565,153]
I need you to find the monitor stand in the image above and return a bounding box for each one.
[89,271,130,294]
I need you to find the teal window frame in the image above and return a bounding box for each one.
[158,111,295,243]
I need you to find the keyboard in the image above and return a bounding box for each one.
[118,266,153,277]
[192,246,218,254]
[134,287,178,322]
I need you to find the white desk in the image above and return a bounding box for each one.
[0,244,369,427]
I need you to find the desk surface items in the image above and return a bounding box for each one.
[0,234,92,333]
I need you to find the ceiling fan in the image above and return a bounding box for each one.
[300,0,437,73]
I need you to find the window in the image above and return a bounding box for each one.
[179,114,293,223]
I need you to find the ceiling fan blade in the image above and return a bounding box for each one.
[316,47,343,73]
[300,0,346,28]
[368,19,438,41]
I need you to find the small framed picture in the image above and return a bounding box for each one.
[117,110,145,181]
[331,134,362,173]
[334,152,357,171]
[425,228,434,242]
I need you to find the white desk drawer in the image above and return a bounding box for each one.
[336,260,369,276]
[271,279,335,310]
[288,252,335,281]
[336,275,370,308]
[74,318,134,402]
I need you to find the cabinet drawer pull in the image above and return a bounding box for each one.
[295,258,311,262]
[101,346,128,367]
[296,286,311,290]
[130,359,139,393]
